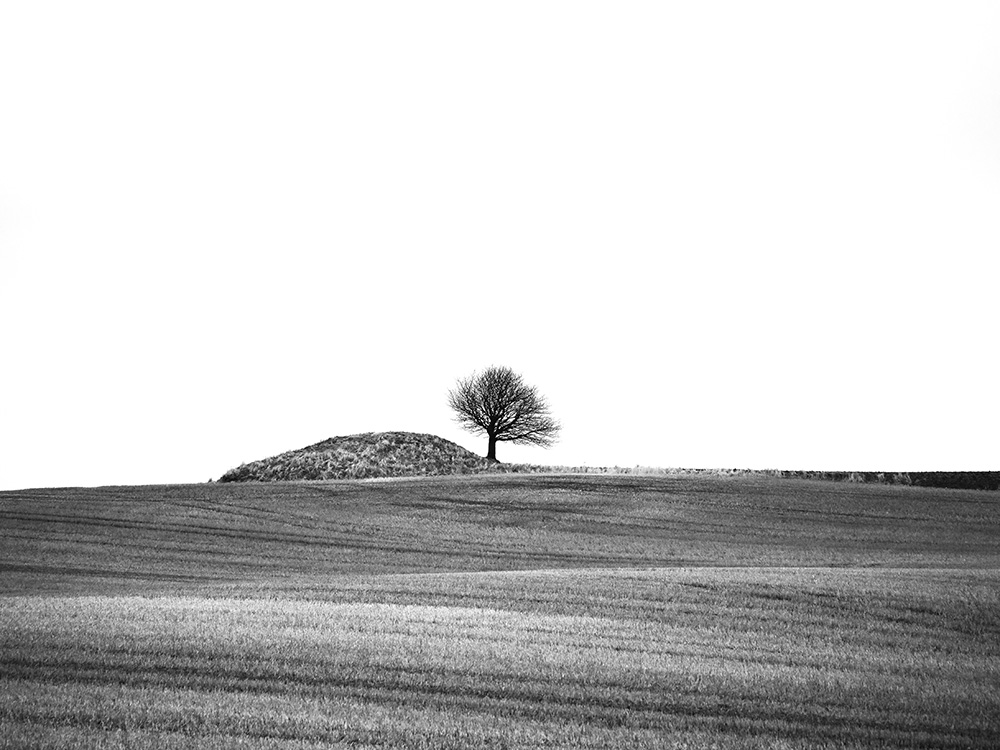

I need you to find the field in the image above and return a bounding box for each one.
[2,474,999,748]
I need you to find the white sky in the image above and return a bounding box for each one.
[1,2,998,490]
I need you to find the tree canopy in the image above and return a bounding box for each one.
[448,366,560,462]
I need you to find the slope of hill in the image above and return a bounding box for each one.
[218,431,516,482]
[3,473,998,595]
[3,474,999,748]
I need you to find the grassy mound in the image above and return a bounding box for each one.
[218,431,517,482]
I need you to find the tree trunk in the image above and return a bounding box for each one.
[486,434,498,462]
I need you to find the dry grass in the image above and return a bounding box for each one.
[3,569,999,748]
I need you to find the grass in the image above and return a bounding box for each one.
[2,474,999,748]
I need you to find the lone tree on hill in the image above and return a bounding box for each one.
[448,366,560,462]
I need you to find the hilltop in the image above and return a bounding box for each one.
[218,431,526,482]
[217,430,1000,488]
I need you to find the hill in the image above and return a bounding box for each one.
[218,431,520,482]
[2,474,999,748]
[3,473,998,595]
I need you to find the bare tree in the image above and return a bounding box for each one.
[448,366,560,462]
